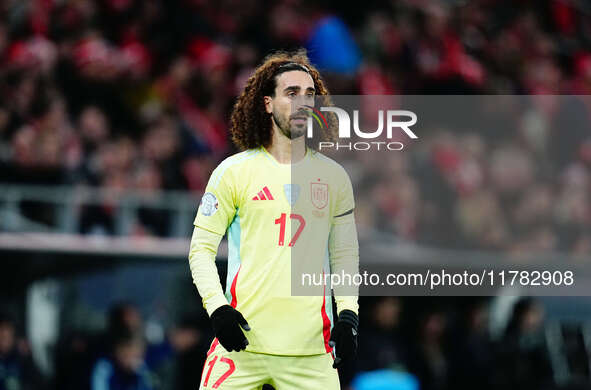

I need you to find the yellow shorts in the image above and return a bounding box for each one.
[199,338,340,390]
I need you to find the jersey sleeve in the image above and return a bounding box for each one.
[188,226,229,316]
[194,165,238,235]
[329,219,359,315]
[330,166,359,314]
[333,167,355,224]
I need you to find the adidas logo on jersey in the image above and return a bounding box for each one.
[252,186,275,201]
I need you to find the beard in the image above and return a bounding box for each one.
[272,111,306,140]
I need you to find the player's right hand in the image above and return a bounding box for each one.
[210,305,251,352]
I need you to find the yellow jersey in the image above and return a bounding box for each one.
[194,146,358,356]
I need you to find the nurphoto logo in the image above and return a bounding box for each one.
[303,104,418,151]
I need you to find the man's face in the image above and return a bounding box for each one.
[265,70,315,140]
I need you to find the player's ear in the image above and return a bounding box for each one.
[264,96,273,114]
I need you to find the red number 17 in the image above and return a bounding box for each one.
[274,213,306,246]
[202,355,235,388]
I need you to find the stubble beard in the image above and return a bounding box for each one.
[272,111,306,140]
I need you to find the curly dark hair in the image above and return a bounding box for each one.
[230,49,336,150]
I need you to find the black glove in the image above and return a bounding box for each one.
[210,305,251,352]
[328,309,359,368]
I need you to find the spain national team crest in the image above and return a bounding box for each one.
[311,182,328,209]
[284,184,301,206]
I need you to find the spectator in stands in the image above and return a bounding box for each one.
[54,330,93,390]
[0,313,46,390]
[87,302,144,368]
[159,314,211,390]
[497,298,554,390]
[90,330,155,390]
[449,299,497,390]
[356,297,408,373]
[407,308,450,390]
[108,303,144,340]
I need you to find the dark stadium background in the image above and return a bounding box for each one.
[2,0,591,389]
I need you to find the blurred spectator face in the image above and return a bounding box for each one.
[114,137,136,172]
[423,312,446,341]
[71,31,121,80]
[109,303,143,335]
[523,59,562,94]
[456,189,503,239]
[121,306,142,334]
[432,131,461,175]
[268,3,309,43]
[556,186,590,225]
[103,171,129,190]
[235,44,258,68]
[469,303,489,333]
[114,338,145,373]
[170,327,200,353]
[43,99,69,131]
[120,39,152,80]
[18,36,58,74]
[98,142,119,174]
[38,131,62,167]
[97,138,136,181]
[14,76,36,115]
[424,3,448,39]
[373,297,401,330]
[521,303,544,334]
[183,157,213,192]
[134,163,162,191]
[12,125,36,166]
[169,57,192,85]
[0,321,15,355]
[381,153,409,180]
[514,185,553,226]
[79,106,109,146]
[508,299,545,337]
[563,163,589,189]
[142,118,179,162]
[460,134,485,160]
[490,145,534,194]
[529,226,557,252]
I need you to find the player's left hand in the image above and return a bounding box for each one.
[328,309,359,369]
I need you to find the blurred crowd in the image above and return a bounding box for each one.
[1,0,591,253]
[2,296,585,390]
[349,94,591,256]
[1,302,213,390]
[349,296,562,390]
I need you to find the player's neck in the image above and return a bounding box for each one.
[267,130,306,165]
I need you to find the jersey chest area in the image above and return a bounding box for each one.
[240,176,332,215]
[235,177,333,244]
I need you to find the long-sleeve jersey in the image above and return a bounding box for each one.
[189,146,359,356]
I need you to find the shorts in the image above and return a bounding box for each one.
[199,338,340,390]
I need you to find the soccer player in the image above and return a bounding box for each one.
[188,50,359,389]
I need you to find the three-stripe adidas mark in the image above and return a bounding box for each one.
[252,186,274,200]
